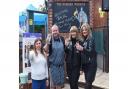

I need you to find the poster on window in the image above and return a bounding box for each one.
[22,33,42,73]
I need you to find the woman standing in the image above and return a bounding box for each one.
[65,26,81,89]
[76,23,97,89]
[29,38,49,89]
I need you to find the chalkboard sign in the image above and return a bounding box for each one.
[52,2,90,32]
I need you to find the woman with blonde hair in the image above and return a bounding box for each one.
[75,23,97,89]
[65,26,82,89]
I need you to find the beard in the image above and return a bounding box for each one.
[53,33,59,38]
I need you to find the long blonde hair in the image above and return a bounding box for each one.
[80,23,92,40]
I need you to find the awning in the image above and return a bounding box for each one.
[19,13,47,25]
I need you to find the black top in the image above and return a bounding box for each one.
[65,38,81,67]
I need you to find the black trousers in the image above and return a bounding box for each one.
[83,61,97,89]
[66,64,80,89]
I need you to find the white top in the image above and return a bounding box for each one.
[29,50,48,80]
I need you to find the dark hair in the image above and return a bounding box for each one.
[33,38,44,56]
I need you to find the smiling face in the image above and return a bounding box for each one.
[82,26,89,37]
[51,25,59,38]
[70,31,77,38]
[34,40,42,50]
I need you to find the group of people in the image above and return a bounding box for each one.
[29,23,97,89]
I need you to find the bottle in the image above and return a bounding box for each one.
[46,34,51,44]
[75,41,80,53]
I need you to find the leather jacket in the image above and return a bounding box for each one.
[80,36,97,65]
[65,38,81,67]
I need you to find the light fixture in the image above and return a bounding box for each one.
[99,7,105,18]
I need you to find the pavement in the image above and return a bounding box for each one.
[22,68,109,89]
[63,68,109,89]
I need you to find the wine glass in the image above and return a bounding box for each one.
[75,41,80,53]
[46,34,51,44]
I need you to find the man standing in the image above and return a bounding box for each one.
[44,25,65,89]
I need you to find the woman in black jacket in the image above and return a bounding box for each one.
[65,26,81,89]
[76,23,97,89]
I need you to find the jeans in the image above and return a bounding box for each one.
[32,79,46,89]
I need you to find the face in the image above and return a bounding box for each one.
[35,40,42,50]
[51,26,59,37]
[82,27,89,37]
[70,31,77,38]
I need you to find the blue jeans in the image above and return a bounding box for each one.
[32,79,46,89]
